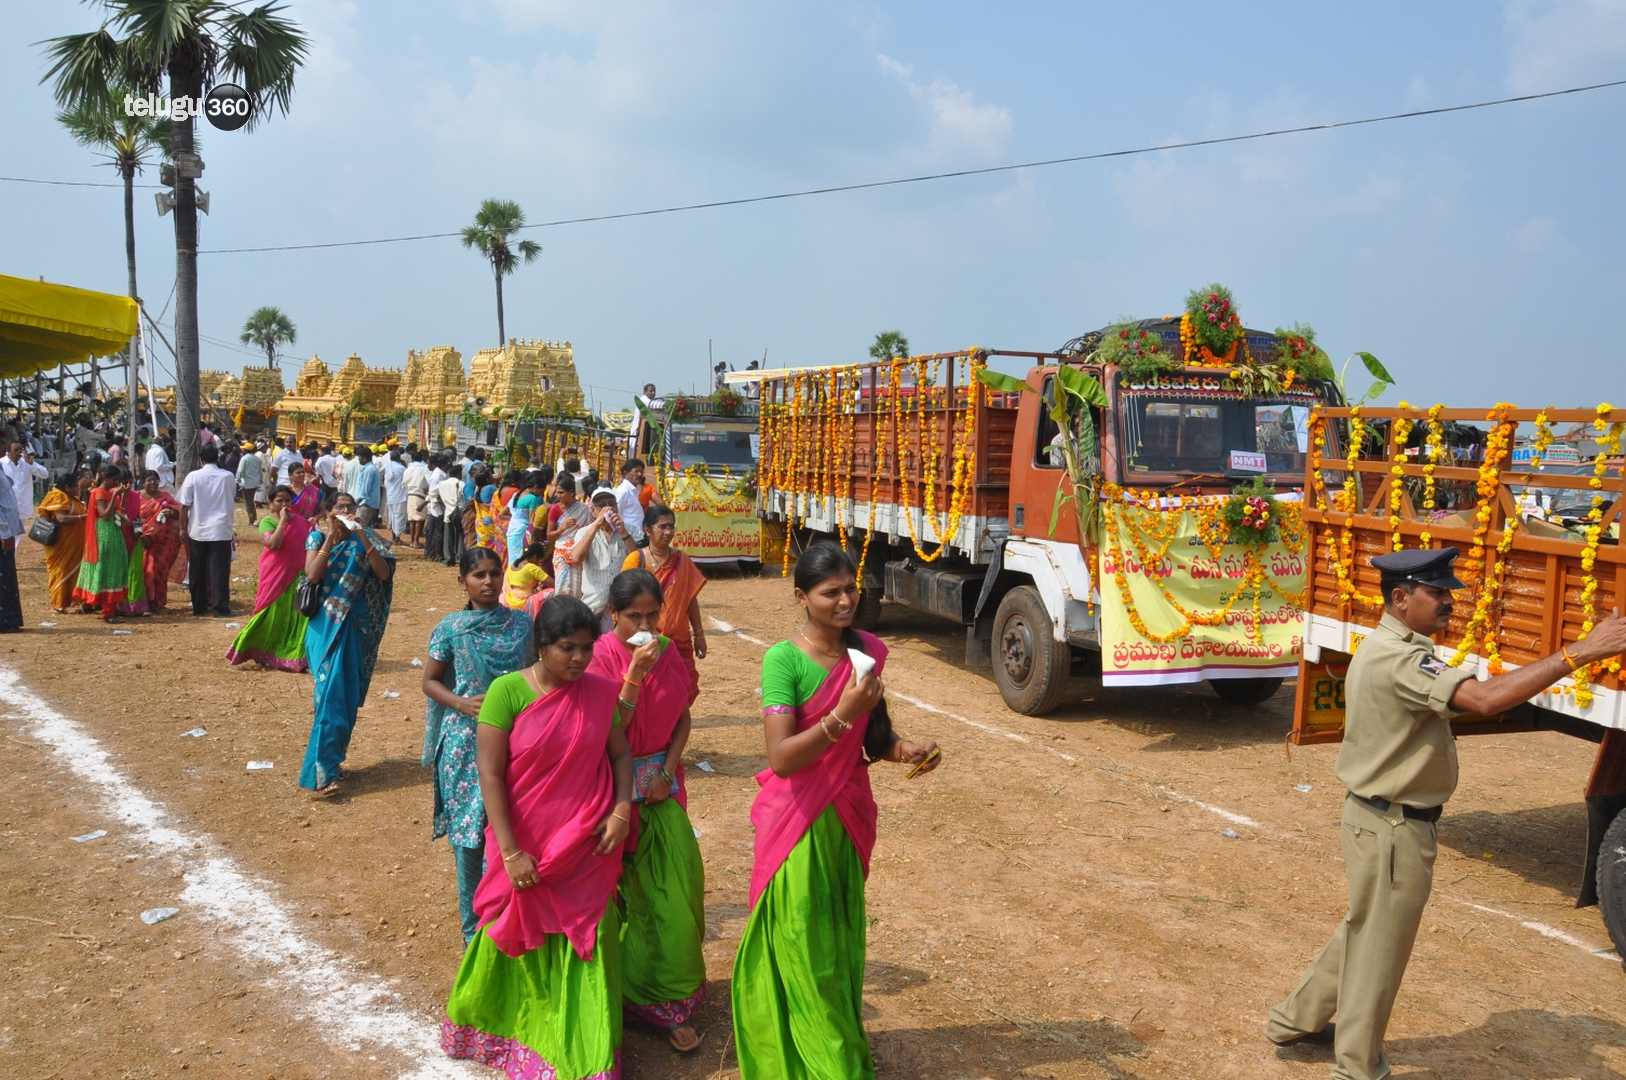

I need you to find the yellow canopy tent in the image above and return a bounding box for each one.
[0,273,139,378]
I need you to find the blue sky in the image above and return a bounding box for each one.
[6,1,1626,412]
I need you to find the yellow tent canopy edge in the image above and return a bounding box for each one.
[0,273,139,379]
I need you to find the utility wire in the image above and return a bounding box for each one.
[0,174,164,189]
[184,76,1626,256]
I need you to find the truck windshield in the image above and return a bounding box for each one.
[1119,395,1312,479]
[670,425,755,471]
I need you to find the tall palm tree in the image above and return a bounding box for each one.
[56,88,171,443]
[239,305,296,369]
[462,199,542,348]
[40,1,308,480]
[869,330,911,362]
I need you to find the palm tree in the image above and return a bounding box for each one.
[40,1,308,480]
[462,199,542,347]
[869,330,911,362]
[56,88,170,443]
[240,306,296,369]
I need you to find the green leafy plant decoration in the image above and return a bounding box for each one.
[1222,477,1282,545]
[978,364,1105,543]
[1185,283,1244,354]
[1271,323,1335,382]
[1095,321,1178,380]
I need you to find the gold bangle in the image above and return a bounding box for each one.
[623,676,642,687]
[501,849,527,863]
[610,811,630,824]
[1561,645,1582,671]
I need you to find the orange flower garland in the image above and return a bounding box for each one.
[1572,408,1623,707]
[1387,403,1416,552]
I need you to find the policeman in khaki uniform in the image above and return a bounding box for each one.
[1266,547,1626,1080]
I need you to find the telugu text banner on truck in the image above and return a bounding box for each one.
[1099,503,1306,685]
[662,469,761,563]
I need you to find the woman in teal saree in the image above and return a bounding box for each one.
[298,492,396,795]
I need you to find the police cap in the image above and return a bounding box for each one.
[1371,547,1466,590]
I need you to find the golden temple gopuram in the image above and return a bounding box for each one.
[466,338,584,417]
[265,336,586,444]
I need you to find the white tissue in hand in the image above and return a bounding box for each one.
[628,631,655,647]
[847,648,876,680]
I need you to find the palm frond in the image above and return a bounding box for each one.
[516,239,543,262]
[37,29,126,108]
[217,3,309,122]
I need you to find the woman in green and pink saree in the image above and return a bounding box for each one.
[731,543,942,1079]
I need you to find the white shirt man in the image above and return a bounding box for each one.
[314,448,339,490]
[403,458,429,498]
[1,445,49,525]
[383,454,407,509]
[612,462,646,543]
[436,472,463,522]
[145,441,175,492]
[273,442,302,485]
[178,455,238,542]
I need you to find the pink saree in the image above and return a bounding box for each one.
[587,634,696,816]
[288,482,320,520]
[471,672,626,961]
[250,512,311,614]
[747,631,887,908]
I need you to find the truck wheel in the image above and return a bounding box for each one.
[991,586,1072,716]
[1208,677,1285,706]
[1599,809,1626,965]
[853,586,882,631]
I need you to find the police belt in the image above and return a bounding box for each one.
[1351,793,1443,823]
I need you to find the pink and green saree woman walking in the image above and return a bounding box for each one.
[731,544,941,1079]
[441,594,635,1079]
[587,569,706,1055]
[227,485,312,671]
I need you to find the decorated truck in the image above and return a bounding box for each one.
[1289,401,1626,956]
[753,287,1342,715]
[634,392,763,567]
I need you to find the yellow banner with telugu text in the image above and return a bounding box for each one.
[1099,509,1306,685]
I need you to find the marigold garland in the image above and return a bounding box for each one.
[1387,404,1416,552]
[1418,404,1446,547]
[1572,409,1623,707]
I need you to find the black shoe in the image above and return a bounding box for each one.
[1271,1023,1334,1047]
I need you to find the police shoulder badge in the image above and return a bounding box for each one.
[1418,654,1447,677]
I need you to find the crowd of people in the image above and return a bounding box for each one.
[11,420,950,1078]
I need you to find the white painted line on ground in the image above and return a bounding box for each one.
[1448,898,1619,963]
[0,667,477,1079]
[1156,786,1261,829]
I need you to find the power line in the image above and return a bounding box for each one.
[0,174,163,189]
[189,76,1626,256]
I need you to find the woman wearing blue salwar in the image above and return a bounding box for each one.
[421,546,536,941]
[299,491,396,796]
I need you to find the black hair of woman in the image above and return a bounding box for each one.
[534,593,599,649]
[608,568,663,613]
[535,464,555,487]
[793,543,895,762]
[57,467,91,493]
[554,473,576,495]
[271,484,296,504]
[563,457,581,474]
[515,540,549,567]
[645,502,676,528]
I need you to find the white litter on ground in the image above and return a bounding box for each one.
[382,691,401,700]
[71,829,108,843]
[246,760,275,771]
[224,622,242,630]
[140,906,180,925]
[111,629,133,636]
[0,666,480,1077]
[695,761,716,774]
[181,727,207,738]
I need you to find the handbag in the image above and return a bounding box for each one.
[295,578,324,618]
[27,516,59,546]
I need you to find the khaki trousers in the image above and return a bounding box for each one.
[1267,794,1436,1080]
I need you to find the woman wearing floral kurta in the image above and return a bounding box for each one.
[422,546,536,941]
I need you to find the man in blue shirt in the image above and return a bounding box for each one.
[353,445,383,526]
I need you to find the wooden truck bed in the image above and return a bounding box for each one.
[755,349,1046,561]
[1293,405,1625,741]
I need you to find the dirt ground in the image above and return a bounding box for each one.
[2,523,1623,1080]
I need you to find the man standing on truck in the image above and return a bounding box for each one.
[1267,547,1626,1080]
[613,458,647,546]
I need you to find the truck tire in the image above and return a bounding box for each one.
[853,586,882,631]
[1208,677,1285,706]
[991,586,1072,716]
[1599,808,1626,966]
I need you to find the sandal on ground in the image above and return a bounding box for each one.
[308,779,343,799]
[668,1026,703,1054]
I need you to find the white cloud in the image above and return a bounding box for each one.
[876,52,1012,159]
[1505,0,1626,92]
